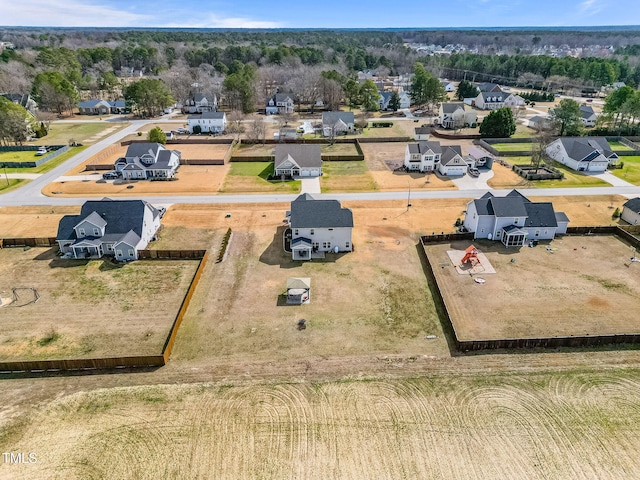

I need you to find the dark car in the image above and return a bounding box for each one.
[102,171,119,180]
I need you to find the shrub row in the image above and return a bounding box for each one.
[217,228,232,263]
[370,121,393,128]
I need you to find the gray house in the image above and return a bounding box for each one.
[463,190,569,247]
[274,144,322,177]
[78,99,111,115]
[266,93,294,114]
[288,194,354,260]
[56,199,162,261]
[322,111,355,137]
[115,143,181,180]
[622,198,640,225]
[182,93,217,114]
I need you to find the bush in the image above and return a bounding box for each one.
[371,121,393,128]
[217,228,232,263]
[612,207,621,219]
[454,218,462,227]
[192,125,201,134]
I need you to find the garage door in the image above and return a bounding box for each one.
[301,170,310,177]
[309,169,319,176]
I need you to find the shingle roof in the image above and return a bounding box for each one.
[524,202,558,228]
[414,127,431,135]
[623,197,640,214]
[275,144,322,169]
[78,99,109,108]
[196,112,225,120]
[559,137,612,162]
[555,212,570,223]
[290,194,353,229]
[75,211,107,229]
[441,102,465,114]
[274,93,293,103]
[490,197,528,218]
[125,143,162,159]
[408,141,443,155]
[479,92,506,102]
[439,146,464,166]
[114,230,141,248]
[322,111,354,126]
[580,105,595,118]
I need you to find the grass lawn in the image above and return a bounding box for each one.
[321,143,359,155]
[491,142,537,152]
[608,141,635,151]
[536,162,611,188]
[2,146,87,174]
[321,160,376,192]
[233,144,273,157]
[504,156,536,166]
[223,161,300,193]
[31,122,128,146]
[0,178,26,193]
[612,156,640,184]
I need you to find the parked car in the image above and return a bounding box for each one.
[102,171,119,180]
[468,168,480,177]
[35,146,48,156]
[176,127,189,134]
[157,207,167,218]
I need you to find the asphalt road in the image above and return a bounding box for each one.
[2,118,640,208]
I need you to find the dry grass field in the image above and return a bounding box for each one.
[0,248,199,360]
[43,164,230,196]
[4,371,640,479]
[427,235,640,340]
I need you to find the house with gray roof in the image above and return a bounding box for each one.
[287,193,354,260]
[187,111,227,134]
[114,143,180,180]
[438,102,477,129]
[182,93,217,114]
[1,93,37,114]
[622,198,640,225]
[545,137,617,172]
[78,99,111,115]
[322,111,355,137]
[404,140,468,175]
[580,105,598,127]
[463,190,569,247]
[274,144,322,177]
[476,82,503,93]
[56,198,162,260]
[378,91,411,110]
[266,92,294,114]
[474,91,524,110]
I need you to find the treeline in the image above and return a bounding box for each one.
[433,53,640,87]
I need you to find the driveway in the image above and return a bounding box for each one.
[451,169,494,190]
[585,170,636,188]
[299,176,321,194]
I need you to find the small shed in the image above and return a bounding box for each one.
[286,277,311,304]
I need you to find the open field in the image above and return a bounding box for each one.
[0,247,199,361]
[4,370,640,479]
[0,179,25,193]
[427,235,640,341]
[43,164,230,196]
[3,146,88,174]
[222,161,300,193]
[612,156,640,184]
[320,160,376,192]
[359,120,416,138]
[30,122,128,146]
[359,142,457,191]
[608,140,635,151]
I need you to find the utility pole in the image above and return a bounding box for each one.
[407,180,412,211]
[2,164,8,186]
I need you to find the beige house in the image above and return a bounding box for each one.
[438,102,477,129]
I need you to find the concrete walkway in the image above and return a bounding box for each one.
[4,173,42,179]
[299,176,321,194]
[586,170,636,188]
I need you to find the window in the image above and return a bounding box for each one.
[294,229,299,235]
[93,228,99,236]
[322,242,331,249]
[514,218,518,224]
[107,244,113,250]
[128,249,135,257]
[310,229,314,235]
[328,228,333,231]
[346,242,350,249]
[78,228,85,236]
[116,250,123,257]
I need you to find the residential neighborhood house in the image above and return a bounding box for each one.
[266,93,295,114]
[545,137,618,172]
[187,111,227,134]
[322,111,355,137]
[115,142,180,180]
[274,144,323,178]
[414,127,431,141]
[621,198,640,225]
[378,91,411,110]
[473,91,525,110]
[463,190,569,247]
[78,99,128,115]
[438,102,477,129]
[580,105,598,127]
[440,80,456,92]
[1,93,37,114]
[56,198,162,261]
[182,93,217,114]
[287,194,354,261]
[404,140,469,175]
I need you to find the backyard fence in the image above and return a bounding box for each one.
[138,249,206,259]
[0,237,57,248]
[0,145,69,168]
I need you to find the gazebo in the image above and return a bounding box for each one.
[286,278,311,304]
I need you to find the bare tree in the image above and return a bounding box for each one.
[249,118,267,145]
[319,77,343,111]
[227,110,245,138]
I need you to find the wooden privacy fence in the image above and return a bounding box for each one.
[0,251,208,374]
[420,232,474,244]
[138,249,206,259]
[0,237,56,248]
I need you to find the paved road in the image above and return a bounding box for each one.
[2,118,640,207]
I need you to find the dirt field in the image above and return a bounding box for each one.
[44,164,230,196]
[4,370,640,479]
[427,235,640,340]
[0,248,199,360]
[360,142,457,191]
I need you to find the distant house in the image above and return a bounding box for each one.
[1,93,37,114]
[613,82,626,89]
[580,105,598,127]
[115,143,180,180]
[621,198,640,225]
[116,66,144,78]
[322,111,355,137]
[545,137,618,172]
[527,115,553,131]
[474,92,508,110]
[476,82,502,93]
[56,198,162,261]
[441,80,456,92]
[404,140,467,175]
[78,99,111,115]
[266,93,295,115]
[109,100,127,114]
[287,193,354,261]
[187,112,227,133]
[438,102,477,128]
[274,144,322,177]
[378,91,411,110]
[414,127,431,141]
[463,190,569,247]
[182,93,217,114]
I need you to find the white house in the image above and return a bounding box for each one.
[463,190,569,247]
[474,92,513,110]
[287,193,354,261]
[404,140,466,175]
[545,137,617,173]
[437,146,468,176]
[621,198,640,225]
[187,112,227,134]
[274,144,322,177]
[115,143,180,180]
[266,93,294,114]
[580,105,598,127]
[440,80,456,92]
[182,93,217,114]
[56,198,162,261]
[438,102,477,129]
[414,127,431,141]
[322,111,355,137]
[378,91,411,110]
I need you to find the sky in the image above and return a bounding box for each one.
[1,0,640,29]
